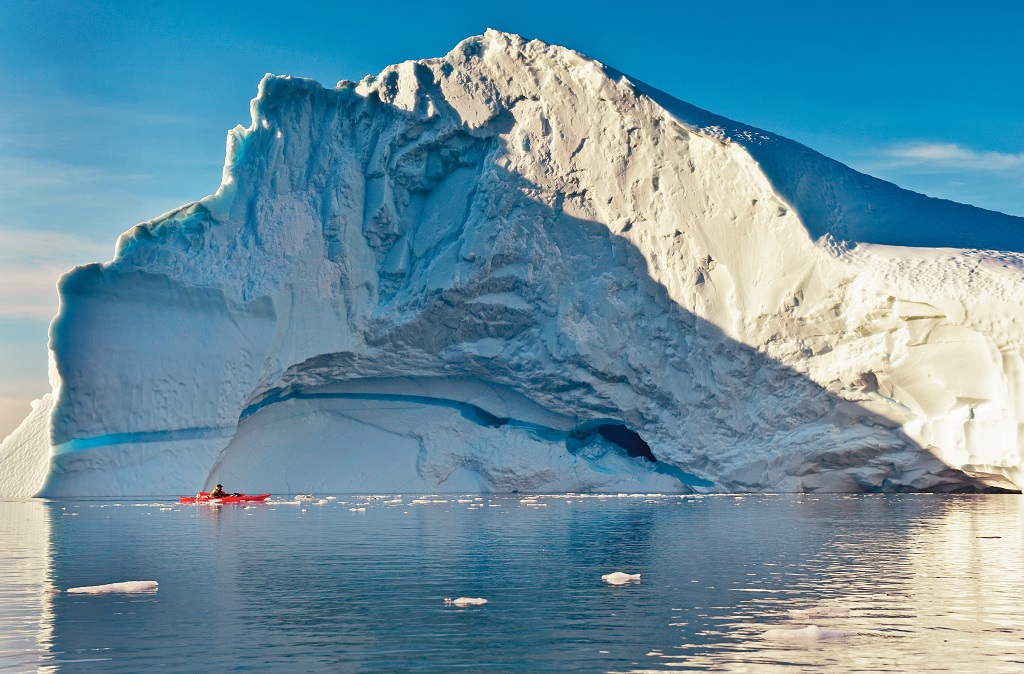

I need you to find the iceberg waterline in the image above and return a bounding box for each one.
[2,30,1024,496]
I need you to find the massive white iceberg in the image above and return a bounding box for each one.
[3,30,1023,497]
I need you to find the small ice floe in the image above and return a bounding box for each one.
[295,494,316,501]
[444,597,488,607]
[316,499,329,505]
[788,606,852,619]
[602,572,641,585]
[67,581,158,595]
[763,625,852,641]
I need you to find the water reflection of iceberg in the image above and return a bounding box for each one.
[0,500,55,672]
[644,495,1024,673]
[5,494,1024,672]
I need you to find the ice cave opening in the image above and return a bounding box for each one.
[597,425,657,463]
[193,375,696,495]
[567,422,658,462]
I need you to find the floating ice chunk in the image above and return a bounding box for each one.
[763,625,852,641]
[788,606,852,619]
[316,499,329,505]
[67,581,158,594]
[602,572,641,585]
[445,597,488,606]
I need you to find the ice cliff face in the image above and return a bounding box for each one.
[3,30,1024,497]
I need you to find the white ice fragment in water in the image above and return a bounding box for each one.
[445,597,488,606]
[316,499,329,505]
[788,606,852,619]
[67,581,159,595]
[763,625,852,641]
[602,572,641,585]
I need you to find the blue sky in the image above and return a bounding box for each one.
[1,0,1022,436]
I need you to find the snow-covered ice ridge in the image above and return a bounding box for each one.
[3,30,1024,497]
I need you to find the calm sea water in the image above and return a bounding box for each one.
[1,493,1022,673]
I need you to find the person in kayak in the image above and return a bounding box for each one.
[207,485,242,498]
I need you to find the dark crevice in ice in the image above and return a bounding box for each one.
[597,424,657,462]
[567,422,656,462]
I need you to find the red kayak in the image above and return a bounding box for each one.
[179,492,271,504]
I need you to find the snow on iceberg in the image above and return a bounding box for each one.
[2,30,1023,497]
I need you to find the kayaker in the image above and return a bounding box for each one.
[207,485,243,498]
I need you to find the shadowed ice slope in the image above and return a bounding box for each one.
[633,79,1024,252]
[2,30,1022,496]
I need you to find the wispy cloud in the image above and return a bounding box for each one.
[0,154,208,236]
[0,156,150,194]
[0,227,111,319]
[880,142,1024,173]
[0,88,211,155]
[847,140,1024,216]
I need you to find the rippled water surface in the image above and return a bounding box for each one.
[2,494,1023,672]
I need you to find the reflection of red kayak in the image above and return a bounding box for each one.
[179,492,271,504]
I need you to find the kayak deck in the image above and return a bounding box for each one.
[179,493,271,504]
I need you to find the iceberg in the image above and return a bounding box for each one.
[445,597,488,607]
[65,580,159,595]
[2,30,1023,497]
